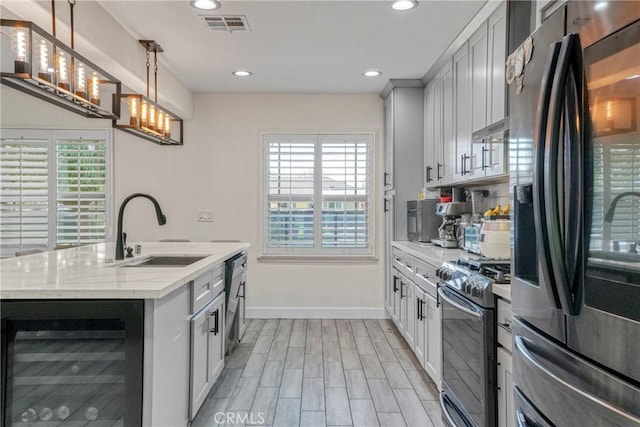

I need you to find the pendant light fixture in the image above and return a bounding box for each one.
[113,40,184,145]
[1,1,121,119]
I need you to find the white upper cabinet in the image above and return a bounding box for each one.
[441,61,454,186]
[470,22,489,134]
[453,41,473,182]
[487,2,507,127]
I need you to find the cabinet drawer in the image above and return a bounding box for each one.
[413,258,438,298]
[191,265,224,315]
[392,247,405,272]
[497,298,513,351]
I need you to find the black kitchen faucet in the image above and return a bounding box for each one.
[115,193,166,260]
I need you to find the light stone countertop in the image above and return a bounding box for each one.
[0,242,249,300]
[393,241,513,301]
[492,284,511,301]
[392,240,468,267]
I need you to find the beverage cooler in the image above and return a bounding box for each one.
[1,300,143,426]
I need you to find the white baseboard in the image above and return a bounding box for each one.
[246,306,386,319]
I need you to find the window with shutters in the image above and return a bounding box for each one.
[263,133,373,256]
[0,130,110,255]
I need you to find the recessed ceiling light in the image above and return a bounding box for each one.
[363,70,382,77]
[392,1,418,11]
[233,70,253,77]
[191,0,220,11]
[593,1,608,11]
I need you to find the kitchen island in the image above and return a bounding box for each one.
[0,241,249,427]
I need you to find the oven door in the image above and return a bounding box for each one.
[438,286,496,427]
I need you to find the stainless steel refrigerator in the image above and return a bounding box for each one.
[510,1,640,425]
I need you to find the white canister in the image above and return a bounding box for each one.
[479,219,510,258]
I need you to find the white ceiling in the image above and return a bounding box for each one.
[98,1,485,94]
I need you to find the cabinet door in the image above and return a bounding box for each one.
[190,293,225,420]
[453,42,472,181]
[497,347,514,427]
[404,280,416,349]
[385,197,395,316]
[397,275,407,335]
[392,270,401,326]
[414,286,426,367]
[441,61,454,185]
[384,93,394,190]
[486,137,507,177]
[470,22,488,133]
[425,292,442,388]
[488,2,507,125]
[424,83,435,186]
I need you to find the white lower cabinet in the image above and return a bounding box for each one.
[387,247,443,390]
[414,286,427,366]
[190,292,225,419]
[424,291,442,388]
[497,346,514,427]
[404,276,416,349]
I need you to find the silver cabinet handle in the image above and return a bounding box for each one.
[514,336,639,423]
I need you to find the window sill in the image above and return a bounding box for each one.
[257,255,378,263]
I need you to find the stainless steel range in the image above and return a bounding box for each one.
[437,256,510,427]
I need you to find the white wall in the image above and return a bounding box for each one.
[116,93,386,318]
[1,89,386,317]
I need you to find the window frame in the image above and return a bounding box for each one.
[260,132,375,259]
[0,129,112,256]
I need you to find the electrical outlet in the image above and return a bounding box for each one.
[197,209,213,222]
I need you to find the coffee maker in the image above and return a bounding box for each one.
[431,202,472,248]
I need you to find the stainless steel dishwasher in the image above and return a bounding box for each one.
[224,251,247,352]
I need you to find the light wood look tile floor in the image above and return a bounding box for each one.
[193,319,443,427]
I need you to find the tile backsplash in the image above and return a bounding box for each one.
[470,181,511,214]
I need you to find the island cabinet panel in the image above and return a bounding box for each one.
[143,283,191,427]
[0,300,144,427]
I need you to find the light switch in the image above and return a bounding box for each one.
[197,209,213,222]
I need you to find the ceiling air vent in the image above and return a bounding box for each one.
[201,15,251,32]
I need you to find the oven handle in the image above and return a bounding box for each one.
[516,410,530,427]
[438,287,482,319]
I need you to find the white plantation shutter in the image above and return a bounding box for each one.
[0,138,50,251]
[56,137,108,246]
[0,130,110,255]
[320,135,371,252]
[265,135,316,253]
[263,133,373,256]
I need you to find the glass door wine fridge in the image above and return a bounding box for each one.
[1,300,143,426]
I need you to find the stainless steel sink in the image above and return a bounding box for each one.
[121,255,209,267]
[590,251,640,263]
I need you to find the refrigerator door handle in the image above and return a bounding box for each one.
[563,51,585,310]
[514,335,640,424]
[545,34,583,315]
[533,41,563,309]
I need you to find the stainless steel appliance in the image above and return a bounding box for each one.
[432,202,472,248]
[407,199,440,243]
[224,251,247,353]
[437,256,510,427]
[510,2,640,425]
[1,300,144,426]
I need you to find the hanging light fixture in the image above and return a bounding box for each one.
[113,40,184,145]
[1,1,121,119]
